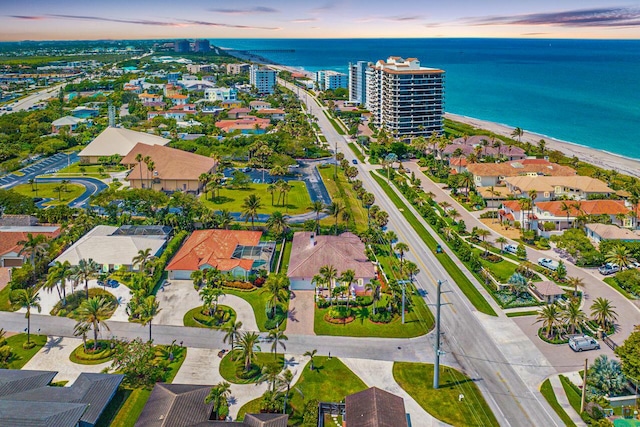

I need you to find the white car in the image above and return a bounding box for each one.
[504,244,518,254]
[538,257,559,271]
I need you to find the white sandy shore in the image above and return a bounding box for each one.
[445,113,640,179]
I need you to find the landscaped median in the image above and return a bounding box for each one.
[183,305,236,329]
[540,378,577,427]
[371,172,497,316]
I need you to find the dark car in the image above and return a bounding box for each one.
[352,159,358,164]
[107,279,120,288]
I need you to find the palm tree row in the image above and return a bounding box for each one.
[537,297,617,340]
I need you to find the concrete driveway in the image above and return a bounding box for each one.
[285,290,315,336]
[155,280,259,331]
[22,336,111,384]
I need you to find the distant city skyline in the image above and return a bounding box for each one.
[1,0,639,41]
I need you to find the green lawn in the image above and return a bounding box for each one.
[0,286,16,311]
[558,375,593,424]
[348,142,366,162]
[183,305,237,329]
[201,181,311,216]
[69,340,115,365]
[318,166,368,233]
[279,240,293,273]
[603,277,638,300]
[314,294,432,338]
[12,183,85,206]
[540,379,577,427]
[5,334,47,369]
[51,288,117,320]
[393,362,499,427]
[475,251,519,283]
[223,288,287,332]
[238,356,367,424]
[219,351,285,384]
[506,310,539,317]
[57,163,125,176]
[371,173,497,316]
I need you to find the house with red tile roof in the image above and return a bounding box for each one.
[0,226,61,267]
[466,159,575,187]
[534,200,632,231]
[287,232,376,291]
[165,230,275,280]
[227,108,250,119]
[215,116,270,134]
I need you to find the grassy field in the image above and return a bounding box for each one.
[13,182,85,206]
[394,362,499,427]
[314,293,432,338]
[540,379,577,427]
[223,288,287,332]
[5,334,47,369]
[238,356,367,423]
[372,173,497,316]
[57,163,125,177]
[318,166,368,233]
[219,351,285,384]
[201,181,312,216]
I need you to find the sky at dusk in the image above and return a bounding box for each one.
[1,0,639,41]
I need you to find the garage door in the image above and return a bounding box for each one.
[290,278,314,290]
[169,270,192,280]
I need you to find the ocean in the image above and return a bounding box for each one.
[210,38,640,160]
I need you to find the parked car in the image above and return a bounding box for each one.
[598,263,620,275]
[568,335,600,352]
[537,257,559,271]
[107,279,120,288]
[504,244,518,254]
[352,159,358,164]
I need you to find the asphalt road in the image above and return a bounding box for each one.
[0,152,79,188]
[0,84,65,116]
[282,79,563,427]
[35,176,107,208]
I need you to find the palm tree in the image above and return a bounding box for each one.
[263,274,289,318]
[205,381,232,420]
[566,276,584,297]
[190,269,204,289]
[135,153,144,185]
[135,295,161,342]
[475,228,491,242]
[242,194,262,230]
[73,258,99,300]
[132,248,153,272]
[45,260,72,304]
[365,279,380,315]
[18,233,49,266]
[339,269,356,309]
[394,243,409,273]
[223,320,243,350]
[304,349,318,371]
[536,303,562,339]
[563,300,587,335]
[266,211,288,239]
[76,296,113,351]
[268,328,288,359]
[325,201,344,235]
[308,200,325,233]
[458,172,474,196]
[590,297,618,330]
[73,321,91,352]
[216,209,234,230]
[560,201,573,229]
[319,264,338,306]
[362,193,375,227]
[236,331,261,371]
[511,127,524,143]
[13,288,41,344]
[495,237,508,253]
[605,245,632,269]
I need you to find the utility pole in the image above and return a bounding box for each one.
[580,358,588,413]
[398,280,410,324]
[434,279,443,389]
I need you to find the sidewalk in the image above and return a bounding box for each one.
[549,375,587,426]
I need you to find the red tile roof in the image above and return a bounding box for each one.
[0,230,61,257]
[501,201,523,212]
[535,200,629,217]
[166,230,262,272]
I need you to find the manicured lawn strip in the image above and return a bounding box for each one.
[318,166,368,232]
[540,379,577,427]
[506,310,539,317]
[201,181,311,216]
[322,110,346,135]
[220,351,285,384]
[183,305,237,329]
[13,183,85,206]
[314,294,431,338]
[603,277,638,300]
[0,286,16,311]
[279,240,292,273]
[5,334,47,369]
[393,362,499,427]
[371,173,497,316]
[348,142,365,163]
[238,356,367,423]
[558,375,593,423]
[97,387,152,427]
[223,288,271,332]
[58,163,125,175]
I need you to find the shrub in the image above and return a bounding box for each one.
[481,253,502,263]
[223,281,254,290]
[253,277,265,287]
[327,306,352,320]
[302,399,320,426]
[236,363,261,380]
[316,297,330,309]
[355,295,372,306]
[370,308,392,323]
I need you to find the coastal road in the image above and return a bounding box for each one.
[282,79,564,427]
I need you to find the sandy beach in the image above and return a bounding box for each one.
[445,113,640,179]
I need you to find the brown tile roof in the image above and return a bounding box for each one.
[585,223,640,240]
[121,143,216,182]
[0,229,60,257]
[345,387,408,427]
[466,160,575,178]
[535,200,629,217]
[287,232,376,280]
[532,281,564,297]
[215,117,270,131]
[505,176,612,194]
[166,229,261,272]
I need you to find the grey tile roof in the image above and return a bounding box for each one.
[135,383,214,427]
[0,369,57,398]
[0,400,87,427]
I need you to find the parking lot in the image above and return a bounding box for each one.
[0,152,79,189]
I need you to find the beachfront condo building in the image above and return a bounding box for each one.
[250,65,277,94]
[366,56,445,138]
[349,60,368,106]
[315,70,349,91]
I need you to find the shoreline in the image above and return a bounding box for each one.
[223,49,640,179]
[445,113,640,179]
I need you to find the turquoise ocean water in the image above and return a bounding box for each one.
[211,38,640,160]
